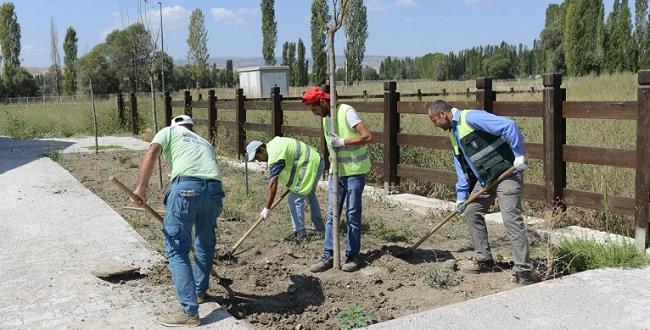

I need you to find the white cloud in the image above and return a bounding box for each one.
[237,8,258,16]
[153,5,191,29]
[367,0,391,11]
[211,7,244,24]
[395,0,418,7]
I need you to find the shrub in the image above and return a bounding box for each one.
[424,266,463,288]
[338,303,376,330]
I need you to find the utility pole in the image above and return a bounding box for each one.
[158,1,166,94]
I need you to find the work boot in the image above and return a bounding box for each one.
[196,292,210,304]
[309,256,333,273]
[513,270,537,285]
[458,258,495,274]
[341,256,363,272]
[159,310,200,327]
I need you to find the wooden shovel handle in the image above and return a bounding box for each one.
[109,177,163,223]
[410,166,517,250]
[227,189,290,254]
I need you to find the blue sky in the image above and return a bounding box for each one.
[14,0,618,67]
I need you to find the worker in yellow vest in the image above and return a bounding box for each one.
[246,137,325,242]
[427,99,534,285]
[301,87,373,273]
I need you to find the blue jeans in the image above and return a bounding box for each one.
[323,174,365,259]
[163,177,224,316]
[287,159,325,233]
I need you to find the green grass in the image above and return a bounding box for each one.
[554,238,649,274]
[337,303,377,330]
[0,73,641,234]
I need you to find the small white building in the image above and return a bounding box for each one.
[238,66,289,99]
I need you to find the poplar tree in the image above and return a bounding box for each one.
[187,9,209,88]
[635,0,649,67]
[564,0,605,75]
[344,0,367,85]
[310,0,328,84]
[63,27,78,95]
[0,2,20,95]
[261,0,277,65]
[287,42,296,86]
[296,38,308,86]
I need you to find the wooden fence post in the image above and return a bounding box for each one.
[476,77,494,112]
[129,92,139,136]
[383,81,400,193]
[235,88,246,159]
[208,90,216,144]
[184,90,192,117]
[164,91,172,127]
[635,70,650,249]
[271,86,283,137]
[117,93,126,128]
[543,73,566,209]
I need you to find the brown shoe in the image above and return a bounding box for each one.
[159,310,200,327]
[458,258,495,274]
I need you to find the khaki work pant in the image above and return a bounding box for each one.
[464,171,532,272]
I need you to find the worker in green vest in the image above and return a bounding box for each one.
[301,86,373,273]
[427,99,534,285]
[246,137,325,242]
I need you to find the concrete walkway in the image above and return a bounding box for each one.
[0,136,250,329]
[366,265,650,329]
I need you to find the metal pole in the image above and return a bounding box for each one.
[245,153,249,194]
[158,1,166,94]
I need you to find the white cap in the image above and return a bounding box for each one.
[171,115,194,127]
[245,140,263,161]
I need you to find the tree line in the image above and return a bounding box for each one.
[378,0,650,80]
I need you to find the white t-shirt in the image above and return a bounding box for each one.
[326,107,362,133]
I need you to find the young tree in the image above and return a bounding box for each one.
[187,9,209,88]
[311,0,329,85]
[261,0,277,65]
[344,0,367,85]
[296,38,308,86]
[63,27,78,95]
[0,2,20,95]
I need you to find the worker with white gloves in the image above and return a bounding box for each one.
[427,100,534,285]
[246,137,325,243]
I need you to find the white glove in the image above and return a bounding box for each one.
[513,155,527,171]
[260,207,271,220]
[330,136,345,148]
[455,200,466,214]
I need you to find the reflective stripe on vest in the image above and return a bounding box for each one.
[322,104,371,176]
[267,137,320,196]
[469,138,506,163]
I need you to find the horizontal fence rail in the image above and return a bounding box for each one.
[146,71,650,247]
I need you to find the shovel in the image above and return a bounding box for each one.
[218,189,290,259]
[408,166,517,252]
[108,176,225,279]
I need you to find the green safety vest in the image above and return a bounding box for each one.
[449,110,514,186]
[267,136,321,196]
[323,104,371,177]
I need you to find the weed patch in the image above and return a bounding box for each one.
[338,303,377,330]
[554,238,649,274]
[424,266,464,289]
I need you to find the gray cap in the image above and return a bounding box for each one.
[245,140,263,161]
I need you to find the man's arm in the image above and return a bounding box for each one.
[453,154,470,202]
[344,122,373,146]
[132,143,162,205]
[465,111,525,157]
[265,177,279,209]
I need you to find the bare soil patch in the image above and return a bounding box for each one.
[59,150,545,329]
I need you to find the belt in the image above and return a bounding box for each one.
[172,176,220,184]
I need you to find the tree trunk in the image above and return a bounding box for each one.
[150,74,163,189]
[89,75,98,155]
[327,29,340,270]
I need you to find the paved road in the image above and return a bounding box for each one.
[0,136,251,329]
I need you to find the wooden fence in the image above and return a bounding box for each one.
[118,72,650,248]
